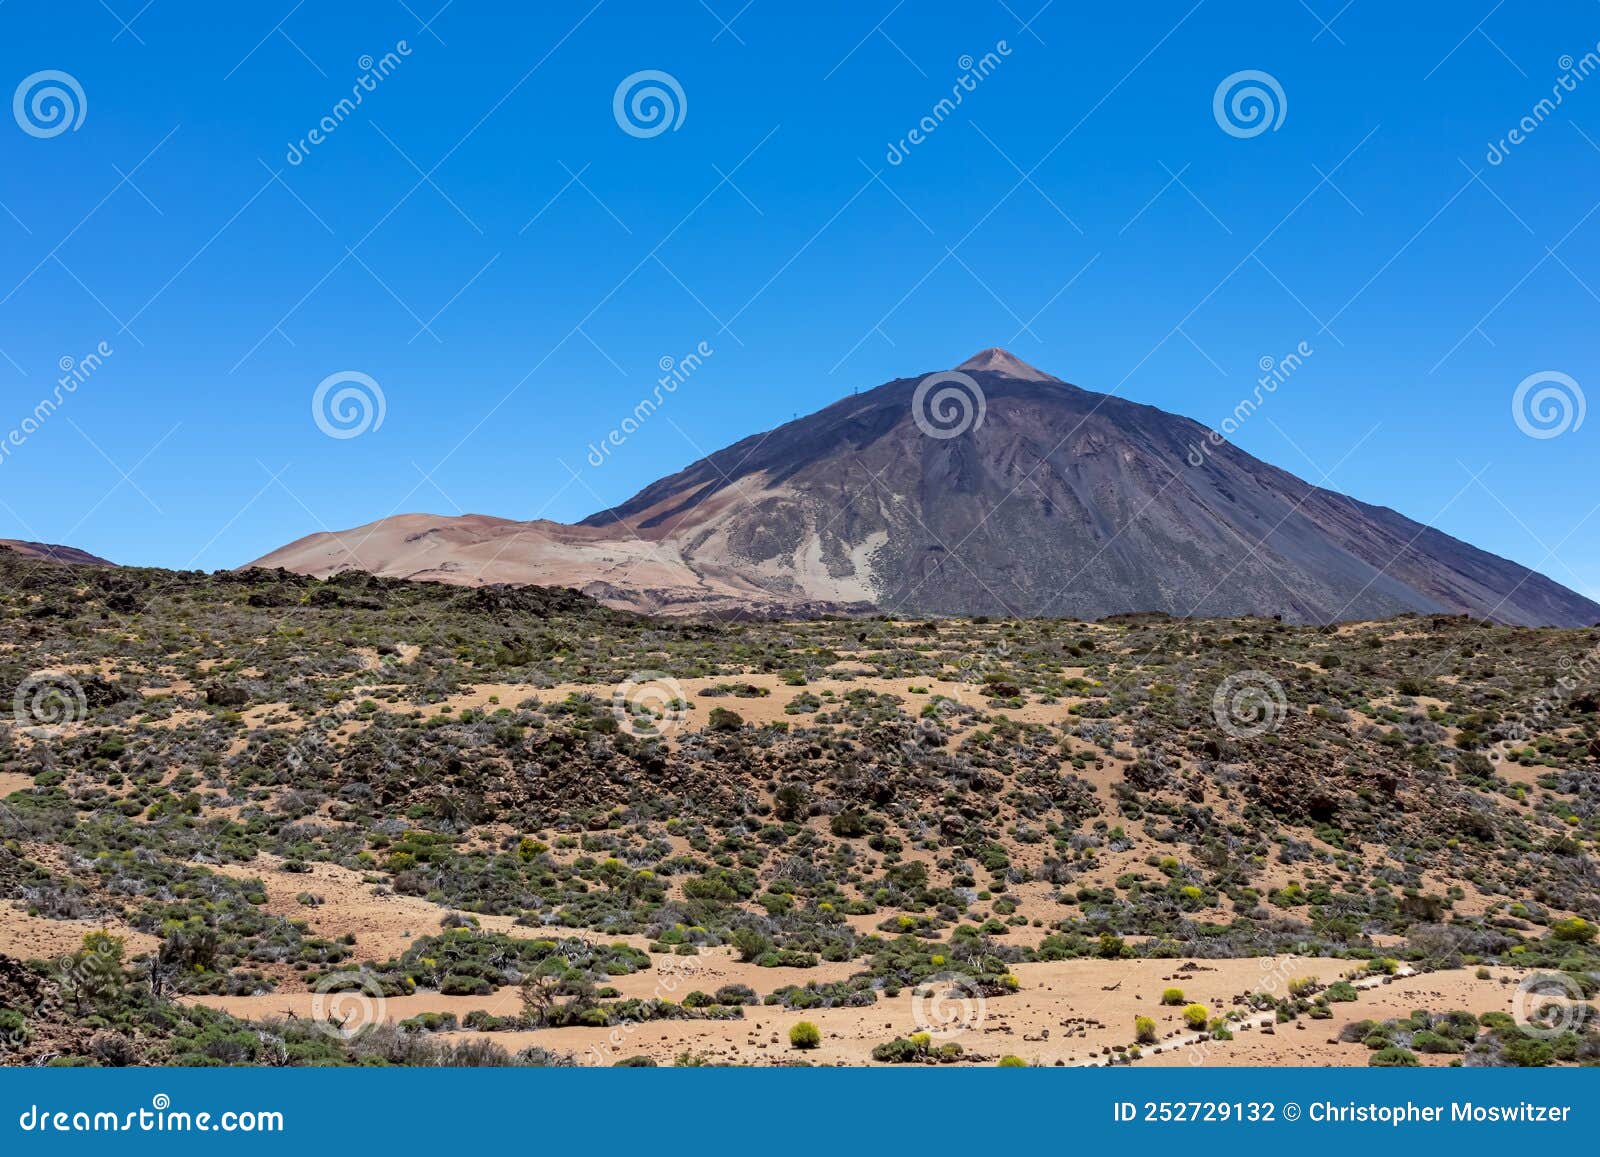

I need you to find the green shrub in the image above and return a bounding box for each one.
[1181,1003,1209,1030]
[829,810,868,838]
[1134,1015,1156,1043]
[1161,987,1185,1005]
[1369,1047,1419,1067]
[1551,917,1596,943]
[997,1054,1027,1067]
[789,1021,821,1049]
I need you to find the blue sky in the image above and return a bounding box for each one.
[1,0,1596,600]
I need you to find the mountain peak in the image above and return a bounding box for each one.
[255,351,1600,627]
[954,347,1058,381]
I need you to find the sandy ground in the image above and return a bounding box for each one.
[183,945,1520,1068]
[202,854,545,966]
[0,909,159,961]
[0,770,37,797]
[432,672,1087,739]
[1141,966,1525,1067]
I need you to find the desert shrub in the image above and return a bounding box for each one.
[789,1021,821,1049]
[1369,1046,1419,1067]
[872,1036,922,1063]
[1410,1030,1461,1054]
[997,1054,1027,1067]
[399,1011,459,1033]
[829,810,868,838]
[1498,1033,1556,1067]
[1182,1003,1210,1030]
[1338,1019,1376,1043]
[870,1032,961,1064]
[1134,1015,1156,1043]
[729,926,772,963]
[1552,917,1596,943]
[773,785,808,821]
[1161,987,1185,1005]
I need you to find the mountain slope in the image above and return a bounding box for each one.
[0,540,115,567]
[254,350,1600,626]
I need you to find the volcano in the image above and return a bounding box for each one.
[253,350,1599,626]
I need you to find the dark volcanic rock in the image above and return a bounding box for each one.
[580,350,1600,626]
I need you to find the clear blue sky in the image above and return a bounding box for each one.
[1,0,1596,600]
